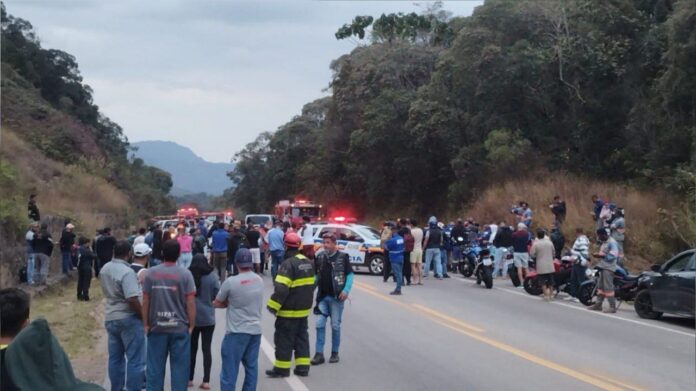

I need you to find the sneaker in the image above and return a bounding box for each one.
[265,369,289,378]
[329,352,340,363]
[443,274,451,278]
[588,302,603,311]
[389,290,402,295]
[310,353,325,366]
[603,307,617,314]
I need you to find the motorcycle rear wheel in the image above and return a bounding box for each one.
[523,276,542,296]
[483,267,493,289]
[508,267,521,287]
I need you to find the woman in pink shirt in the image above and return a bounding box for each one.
[176,226,194,269]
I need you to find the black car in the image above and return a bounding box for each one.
[634,249,695,319]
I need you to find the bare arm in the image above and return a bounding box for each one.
[186,294,196,333]
[127,297,143,320]
[142,293,150,333]
[213,299,228,308]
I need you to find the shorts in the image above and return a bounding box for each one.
[597,269,614,292]
[410,249,423,264]
[250,248,261,264]
[513,252,529,268]
[538,273,555,287]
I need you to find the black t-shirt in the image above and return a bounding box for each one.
[96,235,117,261]
[246,230,261,249]
[1,345,20,391]
[131,264,145,274]
[59,230,76,251]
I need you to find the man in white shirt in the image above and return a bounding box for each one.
[409,219,424,285]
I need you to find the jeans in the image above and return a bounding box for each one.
[177,252,193,269]
[440,249,448,274]
[105,316,145,391]
[453,246,462,262]
[147,332,190,391]
[315,296,345,354]
[391,261,404,292]
[220,333,261,391]
[423,248,442,277]
[33,253,50,284]
[569,264,587,298]
[493,247,510,278]
[26,251,34,284]
[190,325,215,383]
[61,250,71,274]
[270,250,284,280]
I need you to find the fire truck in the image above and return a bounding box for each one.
[274,199,325,225]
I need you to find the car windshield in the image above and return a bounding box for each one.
[355,226,380,241]
[247,216,270,225]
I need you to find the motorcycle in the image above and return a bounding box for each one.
[474,248,494,289]
[523,256,574,296]
[459,243,482,278]
[578,265,643,306]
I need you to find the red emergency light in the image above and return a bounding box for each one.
[333,216,346,222]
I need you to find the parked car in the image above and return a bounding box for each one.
[634,249,695,320]
[305,223,386,275]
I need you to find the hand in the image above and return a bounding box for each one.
[338,292,348,301]
[189,326,194,334]
[144,325,149,334]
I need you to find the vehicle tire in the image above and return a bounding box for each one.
[462,261,474,278]
[578,282,596,306]
[634,290,663,320]
[523,276,542,296]
[483,267,493,289]
[368,254,385,275]
[508,267,520,287]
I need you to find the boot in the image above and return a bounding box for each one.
[603,297,617,313]
[293,368,309,377]
[310,353,325,366]
[329,352,340,363]
[588,296,604,311]
[265,369,289,378]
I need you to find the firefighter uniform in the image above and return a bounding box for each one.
[267,250,315,376]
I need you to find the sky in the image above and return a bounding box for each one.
[4,0,482,163]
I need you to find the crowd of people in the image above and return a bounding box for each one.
[375,194,627,311]
[12,192,629,390]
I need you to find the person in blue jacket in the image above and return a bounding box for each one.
[211,222,230,281]
[386,230,405,295]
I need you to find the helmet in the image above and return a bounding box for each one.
[284,232,302,248]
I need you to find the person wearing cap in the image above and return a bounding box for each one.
[588,229,620,313]
[60,223,76,275]
[511,223,531,287]
[214,249,263,390]
[266,232,315,378]
[99,240,145,391]
[132,243,151,287]
[76,237,96,301]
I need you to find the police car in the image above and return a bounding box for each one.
[303,223,386,275]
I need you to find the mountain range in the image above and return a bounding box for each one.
[131,141,234,196]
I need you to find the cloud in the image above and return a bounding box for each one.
[4,0,482,162]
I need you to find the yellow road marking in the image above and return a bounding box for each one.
[354,284,628,391]
[591,372,648,391]
[353,281,377,291]
[411,303,484,333]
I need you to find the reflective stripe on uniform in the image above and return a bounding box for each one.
[274,360,292,369]
[267,299,282,311]
[277,308,310,318]
[295,357,310,366]
[275,275,292,286]
[292,277,315,288]
[296,254,307,259]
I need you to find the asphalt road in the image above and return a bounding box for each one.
[153,271,695,391]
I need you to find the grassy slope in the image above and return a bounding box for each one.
[460,172,676,270]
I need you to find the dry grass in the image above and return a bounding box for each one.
[458,172,674,271]
[1,128,131,235]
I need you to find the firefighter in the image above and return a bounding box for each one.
[266,232,316,378]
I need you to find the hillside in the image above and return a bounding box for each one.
[131,140,234,196]
[0,5,174,286]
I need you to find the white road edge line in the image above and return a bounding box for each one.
[455,277,696,338]
[261,335,310,391]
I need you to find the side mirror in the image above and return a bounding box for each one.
[650,264,661,272]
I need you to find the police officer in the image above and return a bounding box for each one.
[266,232,315,378]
